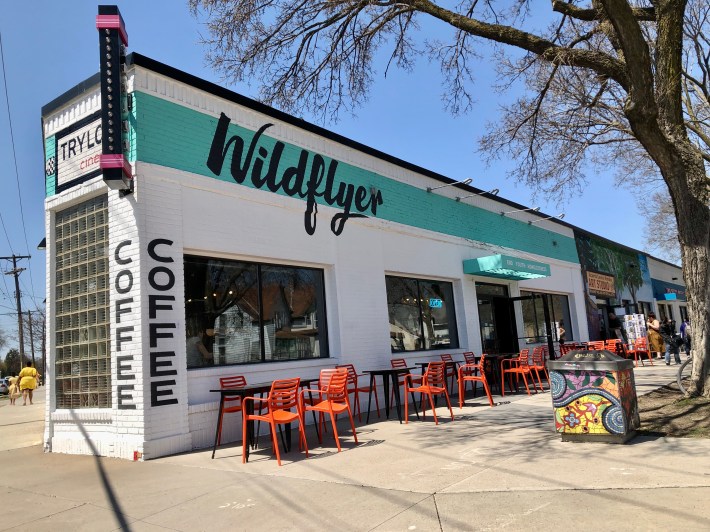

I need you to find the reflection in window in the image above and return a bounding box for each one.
[184,256,328,368]
[386,276,458,352]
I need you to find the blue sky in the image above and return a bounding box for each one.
[0,1,652,349]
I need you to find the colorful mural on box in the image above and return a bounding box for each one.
[551,368,639,435]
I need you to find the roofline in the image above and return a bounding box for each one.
[41,72,101,117]
[39,53,682,271]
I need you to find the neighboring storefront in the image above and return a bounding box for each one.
[647,256,688,325]
[573,231,658,341]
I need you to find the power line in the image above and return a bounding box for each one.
[0,30,37,307]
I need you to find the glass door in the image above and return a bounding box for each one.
[476,283,518,354]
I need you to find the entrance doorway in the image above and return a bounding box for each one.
[476,283,518,354]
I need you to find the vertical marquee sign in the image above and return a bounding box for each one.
[96,5,132,191]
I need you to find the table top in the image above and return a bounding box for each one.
[210,376,320,395]
[415,360,461,366]
[363,367,414,375]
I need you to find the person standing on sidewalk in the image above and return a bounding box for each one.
[661,318,681,365]
[7,374,20,405]
[18,362,41,406]
[646,313,663,359]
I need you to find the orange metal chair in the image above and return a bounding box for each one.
[501,349,538,396]
[336,364,380,421]
[217,375,246,446]
[627,337,653,367]
[458,354,494,407]
[559,343,577,356]
[462,352,477,365]
[605,339,621,352]
[300,368,357,452]
[403,361,454,424]
[586,340,605,350]
[242,378,308,466]
[439,353,458,392]
[390,358,423,404]
[530,346,550,389]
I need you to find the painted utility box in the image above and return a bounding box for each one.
[548,350,639,443]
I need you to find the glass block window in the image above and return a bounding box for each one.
[54,195,111,408]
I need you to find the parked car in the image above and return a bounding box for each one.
[0,378,9,395]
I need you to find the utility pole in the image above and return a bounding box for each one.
[27,310,36,367]
[1,254,31,365]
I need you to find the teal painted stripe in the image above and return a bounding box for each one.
[45,135,56,197]
[134,91,579,263]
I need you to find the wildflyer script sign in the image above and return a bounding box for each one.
[206,113,384,236]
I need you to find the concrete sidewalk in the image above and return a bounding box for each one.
[1,363,708,531]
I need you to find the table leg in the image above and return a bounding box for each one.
[391,373,404,423]
[366,374,375,424]
[382,374,391,419]
[211,394,226,459]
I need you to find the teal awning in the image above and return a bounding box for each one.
[463,254,551,281]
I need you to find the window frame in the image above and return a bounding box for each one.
[385,275,459,352]
[184,255,329,368]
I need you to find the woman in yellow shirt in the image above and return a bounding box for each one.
[18,362,41,406]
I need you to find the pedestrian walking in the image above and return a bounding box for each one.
[7,374,20,405]
[18,362,41,406]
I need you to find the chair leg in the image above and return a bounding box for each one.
[348,411,358,444]
[329,411,341,452]
[521,373,531,395]
[443,391,454,421]
[428,393,439,425]
[353,390,362,422]
[300,419,309,458]
[269,421,282,466]
[482,379,494,407]
[458,378,464,409]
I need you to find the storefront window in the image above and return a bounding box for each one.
[386,276,458,351]
[54,195,111,408]
[520,291,572,342]
[184,256,328,367]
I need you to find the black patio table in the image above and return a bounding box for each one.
[210,377,319,460]
[363,367,419,424]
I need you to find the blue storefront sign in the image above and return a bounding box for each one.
[651,279,686,301]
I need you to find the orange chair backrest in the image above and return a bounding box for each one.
[323,368,349,403]
[336,364,358,386]
[390,358,408,369]
[463,352,476,364]
[268,378,301,411]
[220,375,247,388]
[440,353,454,362]
[318,368,340,390]
[424,361,447,387]
[635,337,648,349]
[531,346,544,364]
[588,341,605,350]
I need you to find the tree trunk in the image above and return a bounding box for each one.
[668,153,710,397]
[677,191,710,398]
